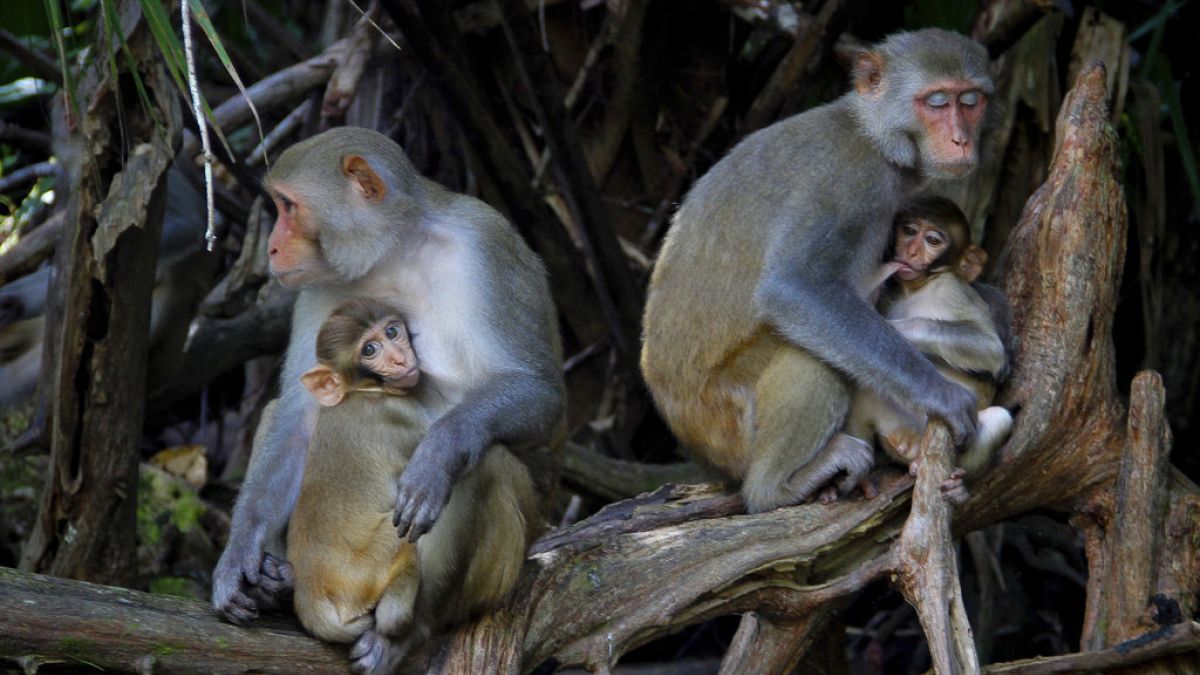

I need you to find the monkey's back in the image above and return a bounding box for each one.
[288,394,429,641]
[641,98,900,470]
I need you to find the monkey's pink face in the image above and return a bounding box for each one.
[266,185,336,288]
[914,80,988,178]
[360,318,421,391]
[893,218,949,281]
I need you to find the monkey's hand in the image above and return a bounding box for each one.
[393,440,456,542]
[212,531,294,623]
[922,378,977,447]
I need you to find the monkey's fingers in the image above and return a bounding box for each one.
[219,590,259,624]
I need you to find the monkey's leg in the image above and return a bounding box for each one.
[742,349,860,512]
[349,568,422,675]
[939,405,1013,506]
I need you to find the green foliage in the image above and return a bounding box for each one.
[137,465,205,548]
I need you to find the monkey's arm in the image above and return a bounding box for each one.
[393,369,564,541]
[755,226,978,442]
[889,317,1006,379]
[213,296,323,624]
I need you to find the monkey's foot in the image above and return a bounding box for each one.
[816,486,839,505]
[939,468,970,506]
[350,630,403,675]
[242,553,294,611]
[785,433,874,504]
[884,428,923,464]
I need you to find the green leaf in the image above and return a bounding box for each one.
[137,0,234,157]
[186,0,266,153]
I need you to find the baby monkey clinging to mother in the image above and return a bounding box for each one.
[842,196,1013,504]
[286,298,540,674]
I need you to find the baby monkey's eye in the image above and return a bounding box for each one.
[362,341,380,358]
[385,324,401,340]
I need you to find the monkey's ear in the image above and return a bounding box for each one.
[342,156,388,203]
[959,245,987,283]
[852,50,886,95]
[300,366,346,407]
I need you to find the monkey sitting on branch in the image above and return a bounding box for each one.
[642,29,995,512]
[285,298,540,674]
[841,196,1012,505]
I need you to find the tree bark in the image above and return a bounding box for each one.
[19,0,182,586]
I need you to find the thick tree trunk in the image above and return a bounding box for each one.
[18,1,183,586]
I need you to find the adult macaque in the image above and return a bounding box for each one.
[641,29,994,512]
[288,299,538,673]
[845,196,1012,504]
[212,128,565,664]
[0,169,220,410]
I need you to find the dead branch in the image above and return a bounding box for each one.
[982,622,1200,674]
[496,0,644,358]
[0,121,52,152]
[380,0,610,348]
[972,0,1065,58]
[180,39,349,160]
[0,568,344,674]
[895,424,979,674]
[0,210,63,286]
[0,28,61,83]
[0,161,56,196]
[742,0,842,135]
[561,441,711,502]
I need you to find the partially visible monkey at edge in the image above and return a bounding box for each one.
[841,196,1013,505]
[641,29,995,512]
[285,298,538,674]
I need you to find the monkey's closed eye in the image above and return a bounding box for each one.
[959,91,981,106]
[925,91,950,107]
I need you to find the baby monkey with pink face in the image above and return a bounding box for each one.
[286,299,539,674]
[842,196,1013,505]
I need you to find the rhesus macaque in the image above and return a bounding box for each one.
[844,196,1012,505]
[641,29,994,512]
[0,168,220,410]
[287,299,538,673]
[213,128,564,674]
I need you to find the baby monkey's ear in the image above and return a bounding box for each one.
[301,365,346,407]
[958,244,987,283]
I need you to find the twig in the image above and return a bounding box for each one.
[247,100,312,167]
[0,211,63,287]
[0,122,52,152]
[0,28,62,83]
[0,162,56,196]
[742,0,841,135]
[495,0,643,360]
[321,5,379,124]
[983,622,1200,674]
[972,0,1068,58]
[180,1,217,251]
